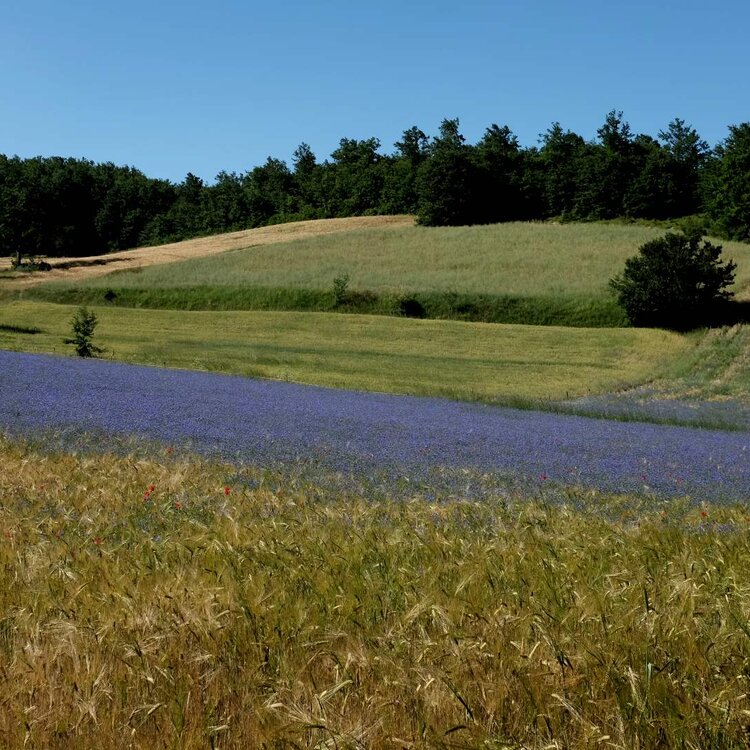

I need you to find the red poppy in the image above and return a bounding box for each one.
[224,486,231,496]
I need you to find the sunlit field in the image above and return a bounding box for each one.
[49,221,750,298]
[0,300,690,403]
[2,436,750,749]
[2,219,750,749]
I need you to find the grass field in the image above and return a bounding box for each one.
[656,324,750,401]
[44,222,750,297]
[20,221,750,326]
[0,300,690,403]
[3,436,750,749]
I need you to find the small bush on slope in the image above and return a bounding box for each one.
[610,231,736,329]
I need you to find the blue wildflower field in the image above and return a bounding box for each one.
[2,349,748,501]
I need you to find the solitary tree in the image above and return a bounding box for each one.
[610,232,736,329]
[65,306,104,357]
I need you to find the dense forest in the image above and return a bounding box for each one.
[1,111,749,258]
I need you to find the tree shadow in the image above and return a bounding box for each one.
[712,300,750,327]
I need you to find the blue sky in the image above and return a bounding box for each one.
[2,0,748,182]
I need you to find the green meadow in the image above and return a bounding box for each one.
[25,221,750,326]
[0,300,689,402]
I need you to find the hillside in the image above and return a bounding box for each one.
[0,215,414,287]
[2,218,748,421]
[21,219,750,328]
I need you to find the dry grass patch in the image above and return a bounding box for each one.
[0,215,414,288]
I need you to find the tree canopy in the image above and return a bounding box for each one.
[1,113,749,258]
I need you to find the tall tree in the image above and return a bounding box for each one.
[206,171,250,231]
[658,118,709,216]
[0,156,32,264]
[538,123,586,218]
[703,123,750,241]
[246,157,296,225]
[381,126,430,214]
[292,143,323,217]
[416,119,480,226]
[474,123,525,222]
[326,137,384,215]
[623,135,672,218]
[576,111,635,218]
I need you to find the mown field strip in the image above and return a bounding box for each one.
[0,301,689,402]
[2,349,748,499]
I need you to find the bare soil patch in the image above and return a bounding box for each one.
[0,215,414,288]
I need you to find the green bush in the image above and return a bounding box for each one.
[610,232,736,329]
[332,273,350,306]
[65,306,104,357]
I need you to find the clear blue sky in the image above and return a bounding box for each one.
[2,0,748,183]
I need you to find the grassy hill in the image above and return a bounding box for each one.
[3,218,748,418]
[24,220,750,327]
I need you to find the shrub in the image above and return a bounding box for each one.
[10,254,52,272]
[332,273,350,307]
[610,232,736,329]
[65,306,104,357]
[397,296,426,318]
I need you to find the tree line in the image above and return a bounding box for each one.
[2,111,749,258]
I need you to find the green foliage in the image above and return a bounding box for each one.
[416,119,480,226]
[65,305,103,357]
[2,114,749,252]
[610,232,737,329]
[538,122,586,218]
[331,273,350,306]
[658,118,709,217]
[703,122,750,241]
[27,283,629,327]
